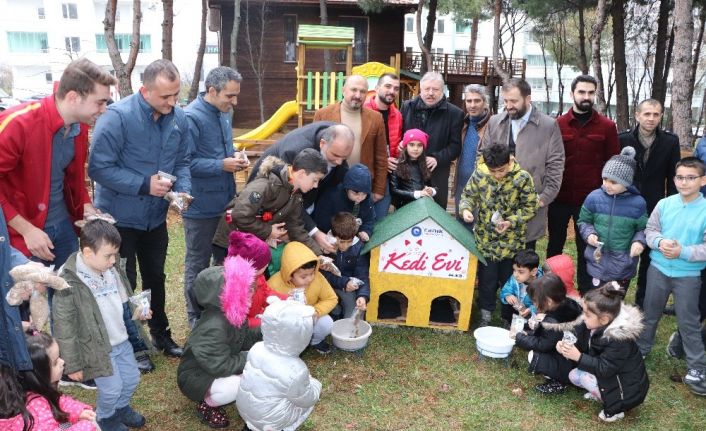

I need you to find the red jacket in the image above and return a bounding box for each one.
[555,109,619,206]
[0,96,91,255]
[364,96,403,159]
[247,274,287,328]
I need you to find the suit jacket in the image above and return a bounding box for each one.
[314,104,388,196]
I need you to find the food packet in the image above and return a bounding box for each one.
[593,241,604,262]
[130,290,152,321]
[491,210,503,226]
[165,191,194,213]
[348,277,365,288]
[289,287,307,304]
[509,314,526,339]
[318,255,341,276]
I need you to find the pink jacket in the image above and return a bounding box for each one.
[0,393,96,431]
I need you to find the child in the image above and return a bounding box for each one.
[53,220,146,431]
[211,147,328,260]
[460,143,538,327]
[499,249,542,325]
[543,254,580,299]
[177,253,263,429]
[514,274,583,394]
[558,282,649,422]
[390,129,437,208]
[0,331,97,430]
[312,163,376,242]
[577,146,648,293]
[637,157,706,396]
[321,212,370,319]
[268,241,338,354]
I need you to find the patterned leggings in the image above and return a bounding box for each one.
[569,368,601,400]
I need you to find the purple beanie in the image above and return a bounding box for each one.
[227,231,271,270]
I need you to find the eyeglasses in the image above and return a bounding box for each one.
[674,175,703,183]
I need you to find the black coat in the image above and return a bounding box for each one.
[389,160,433,208]
[576,304,649,416]
[618,126,680,213]
[515,298,583,383]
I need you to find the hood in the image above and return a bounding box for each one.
[544,254,578,297]
[257,155,287,178]
[602,304,644,341]
[194,257,254,327]
[260,296,316,356]
[343,163,372,194]
[541,297,584,331]
[278,241,320,288]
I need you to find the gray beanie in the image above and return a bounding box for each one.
[602,146,637,187]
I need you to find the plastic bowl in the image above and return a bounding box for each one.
[473,326,515,358]
[331,318,372,352]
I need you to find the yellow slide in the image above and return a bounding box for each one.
[235,100,298,144]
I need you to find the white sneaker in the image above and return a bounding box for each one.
[598,410,625,422]
[684,368,704,383]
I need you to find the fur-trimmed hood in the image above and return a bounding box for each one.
[257,155,286,178]
[540,297,584,332]
[194,256,255,328]
[601,303,644,341]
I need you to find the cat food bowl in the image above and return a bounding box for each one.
[331,318,372,351]
[473,326,515,358]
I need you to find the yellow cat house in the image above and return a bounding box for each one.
[362,198,485,331]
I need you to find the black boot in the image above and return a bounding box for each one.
[152,332,183,357]
[98,412,129,431]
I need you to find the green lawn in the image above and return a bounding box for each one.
[64,221,706,431]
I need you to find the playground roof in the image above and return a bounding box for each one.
[297,25,355,47]
[361,197,485,263]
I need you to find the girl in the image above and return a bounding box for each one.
[514,274,583,395]
[0,331,96,430]
[558,282,649,423]
[390,129,437,208]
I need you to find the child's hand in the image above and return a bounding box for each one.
[495,220,512,233]
[345,280,360,292]
[422,186,436,197]
[505,295,518,306]
[520,308,531,318]
[140,309,153,321]
[462,209,474,223]
[79,409,96,421]
[358,231,369,242]
[659,239,681,259]
[630,242,645,257]
[355,297,367,310]
[68,371,83,382]
[587,234,600,247]
[268,222,287,240]
[556,340,581,361]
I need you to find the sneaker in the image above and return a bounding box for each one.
[135,352,155,374]
[534,379,567,395]
[478,309,492,328]
[684,369,706,396]
[598,410,625,422]
[196,401,230,429]
[667,331,685,360]
[59,375,97,390]
[312,340,331,355]
[583,391,600,401]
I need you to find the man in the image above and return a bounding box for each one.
[548,75,619,294]
[243,122,354,254]
[0,58,115,267]
[482,78,565,249]
[182,66,247,328]
[89,59,192,358]
[400,71,464,208]
[454,84,492,221]
[314,75,387,209]
[619,98,680,308]
[364,73,403,220]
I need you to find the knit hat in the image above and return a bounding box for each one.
[227,231,271,270]
[402,128,428,149]
[343,163,372,194]
[602,146,637,187]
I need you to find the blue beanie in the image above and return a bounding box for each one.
[343,163,372,194]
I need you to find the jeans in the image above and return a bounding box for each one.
[117,223,171,338]
[183,217,221,327]
[94,340,140,420]
[311,315,333,345]
[547,202,591,293]
[476,258,513,313]
[34,217,79,269]
[373,181,392,222]
[122,302,148,353]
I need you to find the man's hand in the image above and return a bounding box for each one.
[313,230,337,254]
[387,156,398,172]
[358,231,370,242]
[426,156,438,171]
[149,175,173,197]
[586,234,600,247]
[24,226,55,261]
[268,222,287,241]
[630,242,645,257]
[462,209,474,223]
[372,193,384,203]
[223,157,250,173]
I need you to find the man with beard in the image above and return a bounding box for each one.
[400,72,464,208]
[548,75,619,294]
[482,78,565,250]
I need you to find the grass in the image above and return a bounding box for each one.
[64,220,706,431]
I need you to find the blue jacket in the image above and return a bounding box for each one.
[321,239,370,301]
[499,267,542,314]
[89,92,192,230]
[0,207,32,370]
[312,187,376,238]
[182,94,236,219]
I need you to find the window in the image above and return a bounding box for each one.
[433,48,444,55]
[528,78,552,91]
[95,34,152,53]
[406,17,414,32]
[437,19,445,34]
[455,49,468,56]
[205,44,218,54]
[139,72,144,82]
[38,7,45,19]
[62,3,78,19]
[7,32,49,53]
[65,37,80,53]
[456,20,471,34]
[337,17,368,64]
[527,54,554,66]
[405,46,413,54]
[283,15,297,62]
[45,72,52,83]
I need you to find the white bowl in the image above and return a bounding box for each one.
[331,318,372,352]
[473,326,515,358]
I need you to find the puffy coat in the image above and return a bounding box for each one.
[575,304,649,416]
[0,393,95,431]
[364,96,403,158]
[499,267,543,313]
[236,298,322,431]
[515,298,583,383]
[578,186,647,281]
[544,254,580,298]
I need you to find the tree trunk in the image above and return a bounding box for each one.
[672,0,694,149]
[230,0,241,68]
[104,0,141,98]
[189,0,208,103]
[492,0,510,82]
[469,16,479,58]
[651,0,671,105]
[319,0,332,72]
[576,0,588,74]
[421,0,438,75]
[161,0,173,60]
[611,0,629,130]
[689,7,706,91]
[416,1,432,73]
[244,0,267,123]
[591,0,609,114]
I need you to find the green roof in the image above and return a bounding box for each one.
[362,198,486,264]
[297,25,354,47]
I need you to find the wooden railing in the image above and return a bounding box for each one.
[402,52,525,79]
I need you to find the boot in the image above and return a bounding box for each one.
[196,400,230,429]
[116,405,146,428]
[97,412,129,431]
[479,309,492,327]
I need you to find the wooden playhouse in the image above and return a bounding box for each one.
[362,198,485,331]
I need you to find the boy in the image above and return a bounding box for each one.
[321,212,370,319]
[53,220,149,431]
[212,148,328,262]
[268,241,338,354]
[313,163,376,242]
[499,249,542,325]
[460,143,538,327]
[637,157,706,396]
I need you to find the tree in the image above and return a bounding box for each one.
[162,0,173,60]
[230,0,241,68]
[672,0,695,148]
[492,0,510,82]
[188,0,208,103]
[420,0,439,75]
[243,0,268,123]
[319,0,332,72]
[611,0,630,130]
[438,0,486,57]
[651,0,673,105]
[104,0,141,97]
[416,0,432,73]
[0,63,12,93]
[590,0,609,113]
